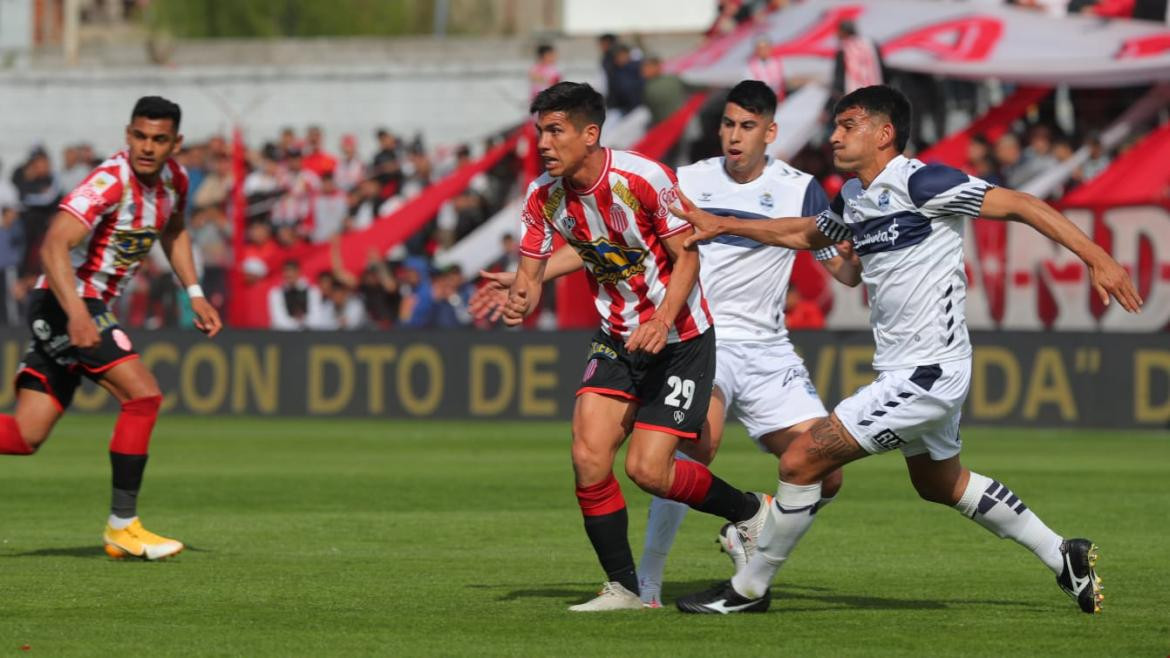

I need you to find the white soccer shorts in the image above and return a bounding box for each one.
[834,359,972,461]
[714,340,827,446]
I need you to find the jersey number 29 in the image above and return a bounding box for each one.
[664,376,695,410]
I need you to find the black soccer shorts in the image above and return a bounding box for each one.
[15,290,139,409]
[577,327,715,439]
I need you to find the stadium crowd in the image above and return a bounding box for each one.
[2,0,1157,333]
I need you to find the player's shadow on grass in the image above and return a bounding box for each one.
[2,544,210,559]
[474,581,1043,611]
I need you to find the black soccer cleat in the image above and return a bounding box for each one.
[675,580,770,614]
[1056,538,1103,614]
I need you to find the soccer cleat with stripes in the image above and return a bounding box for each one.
[102,519,184,561]
[568,581,645,612]
[676,580,770,614]
[718,493,772,575]
[1056,538,1103,614]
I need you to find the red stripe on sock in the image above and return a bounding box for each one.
[109,395,162,456]
[667,460,713,506]
[0,415,33,455]
[576,472,626,517]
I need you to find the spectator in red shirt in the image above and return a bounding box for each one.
[303,124,338,178]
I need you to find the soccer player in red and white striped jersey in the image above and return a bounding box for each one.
[0,96,222,560]
[502,82,770,611]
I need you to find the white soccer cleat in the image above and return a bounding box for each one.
[719,493,772,574]
[568,582,645,612]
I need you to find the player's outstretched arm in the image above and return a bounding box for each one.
[160,212,223,337]
[669,190,833,250]
[471,246,583,322]
[979,187,1143,312]
[819,241,862,287]
[625,229,697,355]
[502,255,548,326]
[41,212,100,349]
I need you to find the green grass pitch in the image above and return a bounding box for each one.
[0,416,1167,656]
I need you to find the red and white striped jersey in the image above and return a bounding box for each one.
[519,148,712,343]
[40,150,188,302]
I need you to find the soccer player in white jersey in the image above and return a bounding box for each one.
[472,81,863,608]
[634,81,862,608]
[671,85,1141,615]
[0,97,222,560]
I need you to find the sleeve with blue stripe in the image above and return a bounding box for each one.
[815,191,851,242]
[908,164,992,220]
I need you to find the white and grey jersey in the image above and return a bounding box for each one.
[815,155,992,371]
[678,156,830,345]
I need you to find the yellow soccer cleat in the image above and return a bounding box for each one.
[102,519,184,561]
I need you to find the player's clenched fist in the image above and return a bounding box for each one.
[191,297,223,337]
[502,287,531,326]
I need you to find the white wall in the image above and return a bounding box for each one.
[562,0,716,35]
[0,61,600,174]
[0,0,32,53]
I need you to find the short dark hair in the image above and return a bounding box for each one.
[131,96,181,130]
[833,85,912,152]
[529,82,606,133]
[536,43,554,58]
[726,80,777,118]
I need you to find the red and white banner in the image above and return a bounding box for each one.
[677,1,1170,87]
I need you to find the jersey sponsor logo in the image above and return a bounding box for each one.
[542,186,566,221]
[588,341,619,361]
[32,319,51,341]
[872,429,906,450]
[607,204,629,233]
[854,217,901,251]
[67,195,93,215]
[851,212,932,255]
[656,184,680,221]
[521,207,540,230]
[111,228,157,267]
[759,192,773,210]
[698,192,712,202]
[611,180,642,215]
[89,171,117,192]
[571,237,647,285]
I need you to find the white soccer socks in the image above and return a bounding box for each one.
[731,480,822,599]
[954,471,1064,573]
[638,496,689,601]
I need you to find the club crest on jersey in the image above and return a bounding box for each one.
[111,228,157,267]
[557,214,576,230]
[673,410,686,424]
[572,237,647,285]
[759,192,774,210]
[878,189,891,210]
[606,204,629,233]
